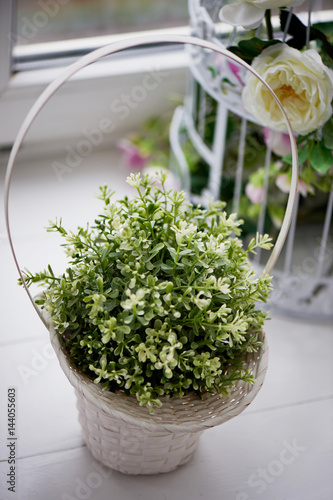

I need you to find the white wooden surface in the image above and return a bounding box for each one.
[0,146,332,500]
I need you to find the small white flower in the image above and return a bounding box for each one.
[217,278,231,295]
[193,291,211,310]
[206,235,226,256]
[172,220,197,245]
[126,172,142,188]
[112,216,121,230]
[121,288,146,310]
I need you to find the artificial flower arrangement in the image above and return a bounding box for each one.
[218,0,333,205]
[119,3,333,232]
[22,172,273,412]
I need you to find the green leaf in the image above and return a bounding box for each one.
[315,174,333,192]
[118,325,131,335]
[310,142,333,174]
[109,289,119,299]
[114,345,123,356]
[144,309,155,321]
[283,143,309,166]
[228,38,281,64]
[138,316,149,326]
[164,243,177,261]
[207,66,219,79]
[322,117,333,150]
[160,262,173,272]
[221,77,236,87]
[148,242,165,260]
[179,248,194,257]
[124,314,134,325]
[147,203,158,215]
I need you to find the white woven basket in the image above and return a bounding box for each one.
[48,318,268,474]
[4,34,298,475]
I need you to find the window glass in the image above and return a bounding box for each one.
[15,0,189,46]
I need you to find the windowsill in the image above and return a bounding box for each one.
[0,47,189,147]
[13,25,192,71]
[1,8,332,147]
[8,45,189,90]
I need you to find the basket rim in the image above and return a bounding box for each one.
[47,315,269,433]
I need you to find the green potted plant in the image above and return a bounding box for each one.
[21,171,272,474]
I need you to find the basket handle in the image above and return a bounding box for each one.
[4,34,299,325]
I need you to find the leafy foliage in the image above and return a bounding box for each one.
[226,10,333,191]
[228,37,281,64]
[22,173,273,411]
[280,10,333,59]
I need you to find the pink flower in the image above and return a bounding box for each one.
[214,56,245,86]
[297,179,309,197]
[276,174,309,197]
[276,174,291,194]
[245,183,265,204]
[227,61,245,86]
[118,139,150,170]
[263,128,292,157]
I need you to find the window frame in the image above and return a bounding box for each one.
[1,2,332,148]
[0,1,15,96]
[0,0,191,148]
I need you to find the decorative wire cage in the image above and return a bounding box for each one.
[169,0,333,321]
[5,35,298,475]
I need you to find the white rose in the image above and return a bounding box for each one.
[242,44,333,135]
[219,0,305,29]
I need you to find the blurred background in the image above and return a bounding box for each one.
[16,0,189,44]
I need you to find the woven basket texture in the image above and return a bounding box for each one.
[49,321,268,474]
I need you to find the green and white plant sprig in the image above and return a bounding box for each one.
[22,172,273,411]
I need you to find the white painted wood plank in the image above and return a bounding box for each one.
[248,316,333,412]
[0,338,83,461]
[1,399,332,500]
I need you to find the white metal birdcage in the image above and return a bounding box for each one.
[169,0,333,321]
